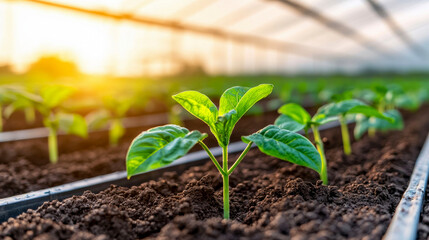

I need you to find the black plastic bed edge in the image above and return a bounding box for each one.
[0,121,340,222]
[0,113,170,142]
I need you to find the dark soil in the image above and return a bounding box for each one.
[0,111,281,198]
[0,99,170,132]
[1,106,428,239]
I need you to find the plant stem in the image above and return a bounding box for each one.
[368,117,377,137]
[312,126,328,185]
[48,127,58,164]
[368,127,376,137]
[222,146,230,219]
[339,115,351,155]
[222,174,229,219]
[25,107,35,124]
[228,141,253,175]
[198,141,225,175]
[0,105,3,132]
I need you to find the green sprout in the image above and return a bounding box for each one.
[126,84,322,219]
[33,85,88,163]
[3,87,39,125]
[86,96,133,146]
[315,99,392,155]
[0,86,16,132]
[0,86,40,131]
[354,85,405,139]
[275,103,329,184]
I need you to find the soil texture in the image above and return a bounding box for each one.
[0,106,428,239]
[0,111,280,198]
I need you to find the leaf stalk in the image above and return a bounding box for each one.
[339,115,351,155]
[48,127,58,164]
[312,125,328,185]
[228,141,253,175]
[198,141,225,175]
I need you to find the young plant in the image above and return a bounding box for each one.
[354,85,405,138]
[32,85,88,163]
[3,88,39,125]
[0,86,15,132]
[275,103,329,184]
[126,84,322,219]
[354,109,403,140]
[314,99,392,155]
[86,96,133,146]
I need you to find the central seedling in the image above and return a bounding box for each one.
[126,84,322,219]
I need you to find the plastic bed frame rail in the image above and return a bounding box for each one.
[0,113,170,142]
[383,133,429,240]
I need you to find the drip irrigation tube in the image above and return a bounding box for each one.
[383,133,429,240]
[0,113,170,142]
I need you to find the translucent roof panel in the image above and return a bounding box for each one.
[1,0,428,76]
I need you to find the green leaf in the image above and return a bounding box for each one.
[219,86,249,115]
[313,99,392,124]
[313,99,365,124]
[86,109,111,130]
[215,84,273,146]
[213,109,237,146]
[233,84,273,119]
[126,125,207,178]
[375,109,404,130]
[347,105,393,121]
[58,113,88,138]
[103,96,132,117]
[41,85,75,108]
[3,94,36,119]
[278,103,311,125]
[354,109,403,139]
[172,91,218,128]
[394,94,420,111]
[353,115,369,140]
[242,125,321,174]
[0,87,16,104]
[274,115,305,132]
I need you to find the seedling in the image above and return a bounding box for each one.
[3,87,39,125]
[86,95,133,146]
[314,99,392,155]
[0,86,15,132]
[354,109,403,140]
[126,84,322,219]
[32,85,88,163]
[275,103,329,184]
[354,85,405,138]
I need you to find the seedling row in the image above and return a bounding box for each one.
[0,78,428,239]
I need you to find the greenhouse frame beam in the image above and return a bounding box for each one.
[213,3,267,27]
[252,0,341,34]
[365,0,426,57]
[268,0,391,57]
[171,0,217,19]
[20,0,364,62]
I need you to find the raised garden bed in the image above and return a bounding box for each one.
[0,105,427,239]
[0,112,281,199]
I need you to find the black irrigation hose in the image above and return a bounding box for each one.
[383,133,429,240]
[0,113,170,142]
